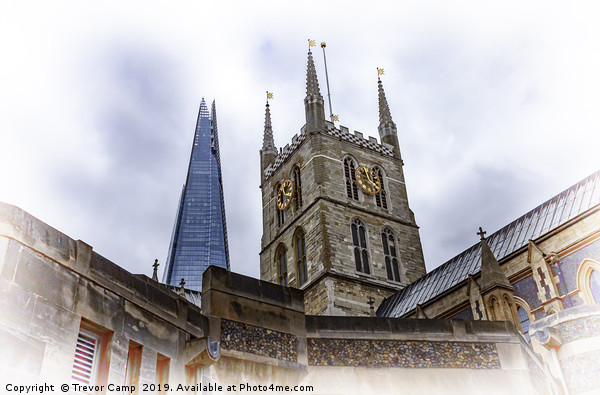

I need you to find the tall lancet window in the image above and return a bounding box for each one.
[276,245,288,286]
[295,229,308,286]
[344,157,359,200]
[293,165,303,211]
[374,166,388,209]
[382,227,400,282]
[275,183,285,227]
[351,218,370,274]
[591,270,600,303]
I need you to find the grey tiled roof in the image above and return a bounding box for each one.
[378,170,600,318]
[264,123,394,179]
[165,284,202,307]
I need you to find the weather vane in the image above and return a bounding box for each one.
[266,91,273,103]
[377,68,385,80]
[308,39,316,49]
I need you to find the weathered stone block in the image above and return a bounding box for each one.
[14,247,79,311]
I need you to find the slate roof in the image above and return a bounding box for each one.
[264,122,394,179]
[378,169,600,318]
[166,284,202,307]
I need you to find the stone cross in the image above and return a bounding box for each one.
[179,278,186,296]
[477,227,487,240]
[152,259,159,281]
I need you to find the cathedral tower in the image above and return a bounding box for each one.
[259,50,426,316]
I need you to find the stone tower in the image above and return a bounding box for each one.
[259,49,426,316]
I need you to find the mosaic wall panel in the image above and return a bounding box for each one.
[558,239,600,294]
[523,350,546,394]
[561,350,600,394]
[308,338,500,369]
[556,316,600,342]
[513,275,542,310]
[220,319,297,362]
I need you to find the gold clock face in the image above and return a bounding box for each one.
[355,166,382,195]
[276,179,294,210]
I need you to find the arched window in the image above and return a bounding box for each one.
[517,306,531,341]
[295,230,308,286]
[576,259,600,304]
[351,218,370,274]
[276,245,288,286]
[488,297,499,321]
[293,165,303,211]
[275,183,285,227]
[344,157,359,200]
[373,166,388,209]
[591,270,600,303]
[381,227,400,282]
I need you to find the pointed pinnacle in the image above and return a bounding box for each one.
[378,79,396,129]
[262,102,277,153]
[480,236,513,292]
[306,50,323,99]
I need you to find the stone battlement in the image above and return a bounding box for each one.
[263,121,394,179]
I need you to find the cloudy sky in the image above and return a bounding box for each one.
[1,1,599,280]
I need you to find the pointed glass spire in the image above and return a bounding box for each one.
[262,101,277,153]
[306,50,323,99]
[163,98,230,291]
[378,78,396,131]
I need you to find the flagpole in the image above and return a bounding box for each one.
[321,42,334,122]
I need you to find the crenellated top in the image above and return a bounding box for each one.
[263,122,394,180]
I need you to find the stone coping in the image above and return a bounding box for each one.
[306,316,520,342]
[530,304,600,332]
[0,202,207,336]
[202,266,305,313]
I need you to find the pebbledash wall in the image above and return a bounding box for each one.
[0,203,555,394]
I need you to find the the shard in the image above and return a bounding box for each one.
[163,99,230,291]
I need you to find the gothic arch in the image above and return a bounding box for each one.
[274,182,285,227]
[488,296,499,320]
[293,227,308,287]
[576,258,600,304]
[275,244,288,286]
[342,155,359,201]
[381,226,401,282]
[514,296,533,339]
[292,164,303,212]
[350,217,371,275]
[372,164,389,210]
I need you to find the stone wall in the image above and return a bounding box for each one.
[1,203,553,394]
[530,304,600,394]
[0,203,207,391]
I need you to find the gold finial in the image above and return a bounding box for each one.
[332,115,339,122]
[377,68,385,78]
[308,39,316,48]
[320,42,326,48]
[266,91,273,103]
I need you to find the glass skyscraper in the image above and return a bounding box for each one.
[163,99,230,291]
